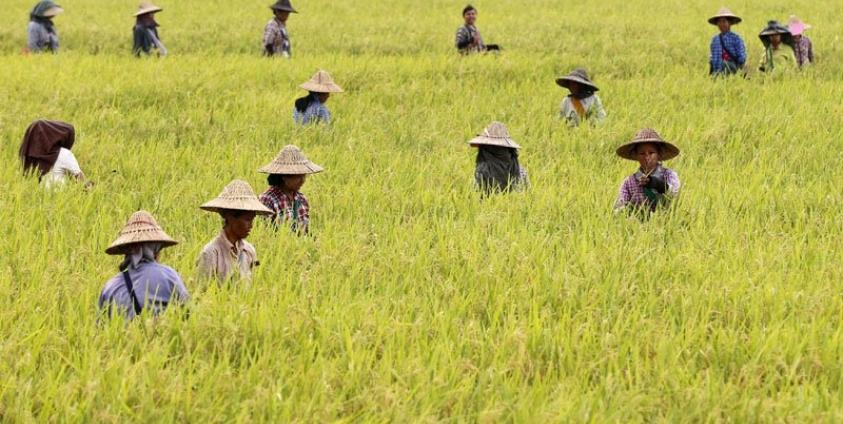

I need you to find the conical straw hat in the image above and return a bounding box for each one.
[555,68,599,91]
[200,179,273,215]
[708,7,742,25]
[106,210,178,255]
[42,5,64,17]
[134,2,163,16]
[299,70,344,93]
[258,145,324,175]
[615,128,680,161]
[467,122,522,149]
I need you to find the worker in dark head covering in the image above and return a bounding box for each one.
[19,119,93,189]
[27,1,63,53]
[133,2,167,57]
[263,0,297,57]
[467,122,528,194]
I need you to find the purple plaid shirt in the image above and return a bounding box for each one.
[793,36,813,67]
[614,165,680,212]
[259,187,310,233]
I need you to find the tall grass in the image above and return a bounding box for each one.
[2,0,843,421]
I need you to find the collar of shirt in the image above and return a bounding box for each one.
[215,230,244,259]
[634,163,665,179]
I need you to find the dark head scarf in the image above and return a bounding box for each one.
[294,92,317,113]
[475,145,521,193]
[19,119,75,178]
[30,1,58,30]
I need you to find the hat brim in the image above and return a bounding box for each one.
[468,136,521,149]
[271,6,297,13]
[200,199,273,215]
[105,234,178,255]
[708,15,742,25]
[42,6,64,17]
[299,82,344,93]
[258,162,324,175]
[134,7,163,16]
[555,76,599,92]
[616,140,680,161]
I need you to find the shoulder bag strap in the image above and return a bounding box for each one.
[121,270,143,316]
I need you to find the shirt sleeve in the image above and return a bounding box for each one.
[560,98,577,124]
[592,96,607,122]
[27,22,47,51]
[709,36,722,71]
[614,177,633,210]
[147,29,167,56]
[56,148,83,177]
[733,34,747,64]
[195,248,217,281]
[455,27,471,49]
[664,169,681,196]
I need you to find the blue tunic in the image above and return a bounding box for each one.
[98,261,189,320]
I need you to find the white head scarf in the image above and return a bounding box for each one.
[120,242,162,270]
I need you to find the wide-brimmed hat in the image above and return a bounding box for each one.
[200,179,273,215]
[31,1,64,18]
[133,2,162,16]
[787,16,811,36]
[299,70,344,93]
[258,145,324,175]
[615,128,680,161]
[759,20,793,46]
[468,122,522,149]
[270,0,297,13]
[106,210,178,255]
[41,5,64,17]
[708,7,742,25]
[555,68,599,92]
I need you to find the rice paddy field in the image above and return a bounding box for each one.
[3,0,843,421]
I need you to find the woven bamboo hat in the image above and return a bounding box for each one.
[258,145,324,175]
[615,128,680,161]
[299,70,344,93]
[708,7,742,25]
[468,122,522,149]
[41,4,64,18]
[134,2,162,16]
[200,179,273,215]
[270,0,297,13]
[106,210,178,255]
[555,68,599,91]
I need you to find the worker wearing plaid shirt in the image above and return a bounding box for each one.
[263,0,296,57]
[614,129,681,214]
[708,9,747,75]
[259,179,311,233]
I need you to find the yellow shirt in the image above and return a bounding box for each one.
[758,45,796,74]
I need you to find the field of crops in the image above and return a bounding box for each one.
[3,0,843,421]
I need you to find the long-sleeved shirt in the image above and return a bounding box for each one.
[455,24,485,54]
[560,95,606,127]
[293,97,331,125]
[27,20,59,53]
[196,231,258,283]
[98,261,189,320]
[614,165,680,212]
[259,187,310,233]
[42,147,82,188]
[263,18,291,57]
[133,23,167,56]
[793,36,813,68]
[758,45,796,74]
[709,31,747,74]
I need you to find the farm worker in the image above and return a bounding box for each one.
[133,2,167,57]
[708,7,747,76]
[468,122,529,195]
[293,70,343,125]
[556,68,606,127]
[258,145,323,234]
[614,128,681,214]
[263,0,296,57]
[788,16,814,68]
[757,21,796,73]
[19,119,94,189]
[99,211,189,320]
[196,180,272,283]
[454,5,499,54]
[26,1,62,53]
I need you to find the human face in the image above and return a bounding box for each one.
[568,81,581,96]
[464,9,477,26]
[769,34,782,47]
[716,18,731,33]
[223,211,257,241]
[317,92,330,103]
[636,143,660,171]
[283,174,307,193]
[793,34,802,42]
[274,10,290,22]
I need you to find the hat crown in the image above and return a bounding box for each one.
[482,122,511,139]
[312,70,332,85]
[275,145,310,165]
[715,7,734,15]
[632,128,663,142]
[218,179,258,200]
[570,68,590,80]
[121,210,162,234]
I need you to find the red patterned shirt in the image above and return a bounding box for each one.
[259,187,310,233]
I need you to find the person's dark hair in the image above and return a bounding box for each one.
[294,92,316,113]
[462,5,476,16]
[267,174,286,187]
